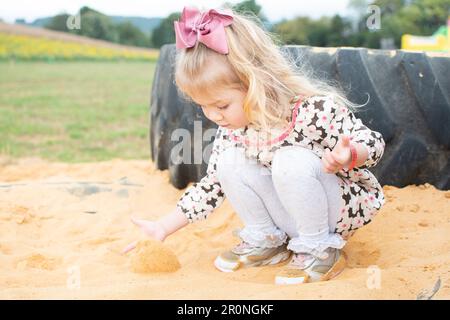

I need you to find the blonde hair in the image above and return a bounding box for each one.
[175,8,366,133]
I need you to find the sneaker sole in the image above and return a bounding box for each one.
[214,250,291,273]
[275,273,309,285]
[275,252,347,285]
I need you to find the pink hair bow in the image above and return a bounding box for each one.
[174,7,234,54]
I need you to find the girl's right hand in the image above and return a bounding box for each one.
[122,216,167,254]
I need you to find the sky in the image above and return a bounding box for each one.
[1,0,352,24]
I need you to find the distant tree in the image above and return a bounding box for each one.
[380,0,450,37]
[348,0,371,16]
[116,22,151,47]
[44,6,156,47]
[15,18,27,25]
[230,0,261,14]
[151,12,180,48]
[224,0,269,24]
[274,0,450,49]
[73,7,118,42]
[274,17,337,46]
[307,18,333,47]
[327,15,354,46]
[351,0,450,48]
[273,17,312,45]
[45,13,71,32]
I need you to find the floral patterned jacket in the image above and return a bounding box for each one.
[176,95,386,238]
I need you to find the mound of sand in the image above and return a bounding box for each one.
[0,157,448,299]
[130,240,180,273]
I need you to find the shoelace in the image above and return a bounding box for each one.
[234,241,253,251]
[289,253,315,268]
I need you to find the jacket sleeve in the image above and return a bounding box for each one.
[305,96,385,169]
[175,127,226,223]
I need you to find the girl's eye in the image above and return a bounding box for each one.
[218,105,229,110]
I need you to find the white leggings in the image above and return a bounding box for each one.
[216,146,346,258]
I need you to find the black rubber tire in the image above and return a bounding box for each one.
[150,44,450,190]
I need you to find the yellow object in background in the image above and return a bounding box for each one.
[401,16,450,52]
[0,32,159,61]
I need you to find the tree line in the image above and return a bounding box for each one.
[45,6,152,48]
[44,0,450,49]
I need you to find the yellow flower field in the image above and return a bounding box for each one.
[0,33,159,61]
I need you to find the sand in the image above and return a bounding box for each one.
[130,240,180,273]
[0,157,449,299]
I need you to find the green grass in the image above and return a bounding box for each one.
[0,61,156,162]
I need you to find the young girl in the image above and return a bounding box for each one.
[123,6,385,285]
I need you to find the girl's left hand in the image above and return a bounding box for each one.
[322,135,352,174]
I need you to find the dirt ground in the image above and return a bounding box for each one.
[0,157,448,299]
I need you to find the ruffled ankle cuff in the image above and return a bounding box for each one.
[287,233,346,259]
[238,226,287,248]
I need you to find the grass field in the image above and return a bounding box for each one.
[0,61,156,162]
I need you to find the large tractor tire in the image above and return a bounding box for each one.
[150,44,450,190]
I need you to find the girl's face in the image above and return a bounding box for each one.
[193,89,250,130]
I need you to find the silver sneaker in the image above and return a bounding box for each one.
[214,240,291,273]
[275,248,346,285]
